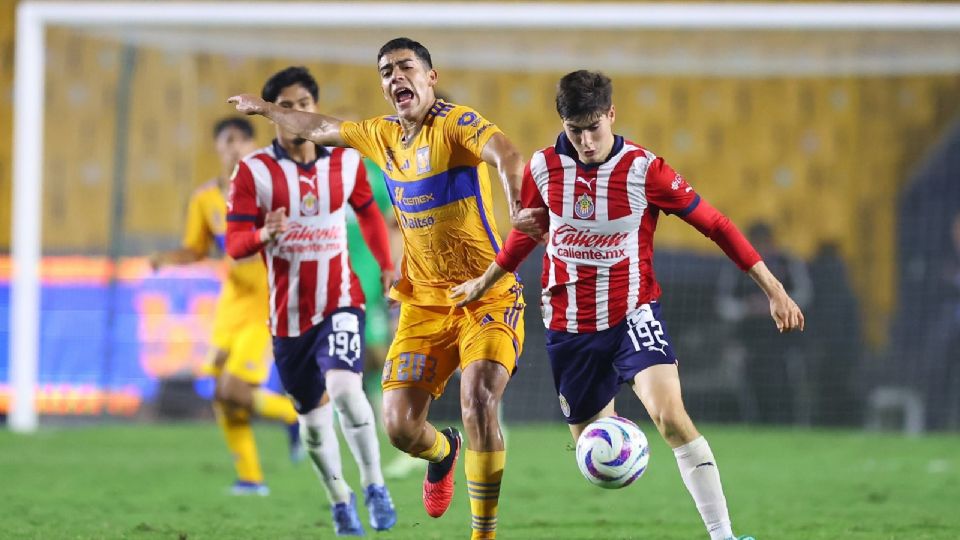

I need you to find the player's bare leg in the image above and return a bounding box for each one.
[383,386,462,518]
[460,360,510,540]
[568,399,617,440]
[631,364,737,540]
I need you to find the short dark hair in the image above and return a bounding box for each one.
[555,70,613,121]
[261,66,319,103]
[377,37,432,69]
[213,116,254,140]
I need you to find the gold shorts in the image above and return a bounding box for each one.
[382,295,524,399]
[205,322,272,385]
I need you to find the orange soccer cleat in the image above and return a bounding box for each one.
[422,427,461,518]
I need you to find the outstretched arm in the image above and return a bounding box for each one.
[644,156,803,333]
[480,132,546,239]
[228,94,346,147]
[682,200,804,333]
[149,248,204,271]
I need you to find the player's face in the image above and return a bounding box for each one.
[562,106,616,164]
[378,49,437,121]
[214,127,253,175]
[274,83,317,144]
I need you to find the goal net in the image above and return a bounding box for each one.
[5,2,960,431]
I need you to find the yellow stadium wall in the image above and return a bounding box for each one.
[2,17,960,348]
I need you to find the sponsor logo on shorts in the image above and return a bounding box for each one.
[332,312,360,333]
[558,393,571,418]
[382,360,393,382]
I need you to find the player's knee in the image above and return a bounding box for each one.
[219,386,247,410]
[650,405,691,440]
[215,398,248,423]
[325,370,361,402]
[460,385,499,431]
[383,413,420,451]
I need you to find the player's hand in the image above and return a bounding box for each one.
[449,276,491,308]
[380,268,398,299]
[148,252,164,272]
[228,93,269,116]
[770,292,805,333]
[259,207,288,243]
[511,206,549,239]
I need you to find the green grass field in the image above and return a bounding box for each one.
[2,422,958,539]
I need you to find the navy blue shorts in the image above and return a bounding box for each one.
[545,303,677,424]
[273,308,365,413]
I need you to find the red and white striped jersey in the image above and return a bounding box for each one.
[534,135,702,333]
[227,141,372,337]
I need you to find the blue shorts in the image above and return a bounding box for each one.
[545,303,677,424]
[273,308,365,413]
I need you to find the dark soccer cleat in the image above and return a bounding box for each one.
[422,427,461,518]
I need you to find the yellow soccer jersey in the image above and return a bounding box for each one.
[340,100,519,306]
[183,181,269,332]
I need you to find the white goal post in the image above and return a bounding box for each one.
[10,1,960,432]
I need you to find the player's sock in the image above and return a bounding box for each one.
[414,426,451,463]
[213,402,263,484]
[300,402,352,504]
[252,388,298,424]
[327,371,385,488]
[465,449,505,540]
[673,436,734,540]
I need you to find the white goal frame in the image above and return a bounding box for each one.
[10,1,960,432]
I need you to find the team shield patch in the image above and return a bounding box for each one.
[574,193,595,219]
[559,393,571,417]
[416,146,431,174]
[301,192,318,216]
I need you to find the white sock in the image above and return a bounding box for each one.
[673,436,734,540]
[327,370,385,488]
[300,402,352,504]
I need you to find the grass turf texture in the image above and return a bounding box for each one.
[1,423,958,539]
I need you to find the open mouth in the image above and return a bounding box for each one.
[394,88,415,105]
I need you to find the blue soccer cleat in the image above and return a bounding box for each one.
[363,484,398,531]
[286,421,306,463]
[331,493,366,536]
[725,536,756,540]
[231,480,270,496]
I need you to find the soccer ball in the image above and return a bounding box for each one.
[575,416,650,489]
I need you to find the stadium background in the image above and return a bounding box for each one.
[0,2,959,537]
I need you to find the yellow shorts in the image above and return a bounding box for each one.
[205,321,272,385]
[382,295,524,399]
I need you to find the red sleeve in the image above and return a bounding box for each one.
[644,157,701,216]
[495,162,547,272]
[226,161,267,259]
[682,197,762,272]
[347,158,374,209]
[644,156,759,271]
[349,162,393,271]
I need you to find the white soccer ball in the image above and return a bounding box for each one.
[575,416,650,489]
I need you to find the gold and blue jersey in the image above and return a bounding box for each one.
[184,180,269,329]
[340,100,518,306]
